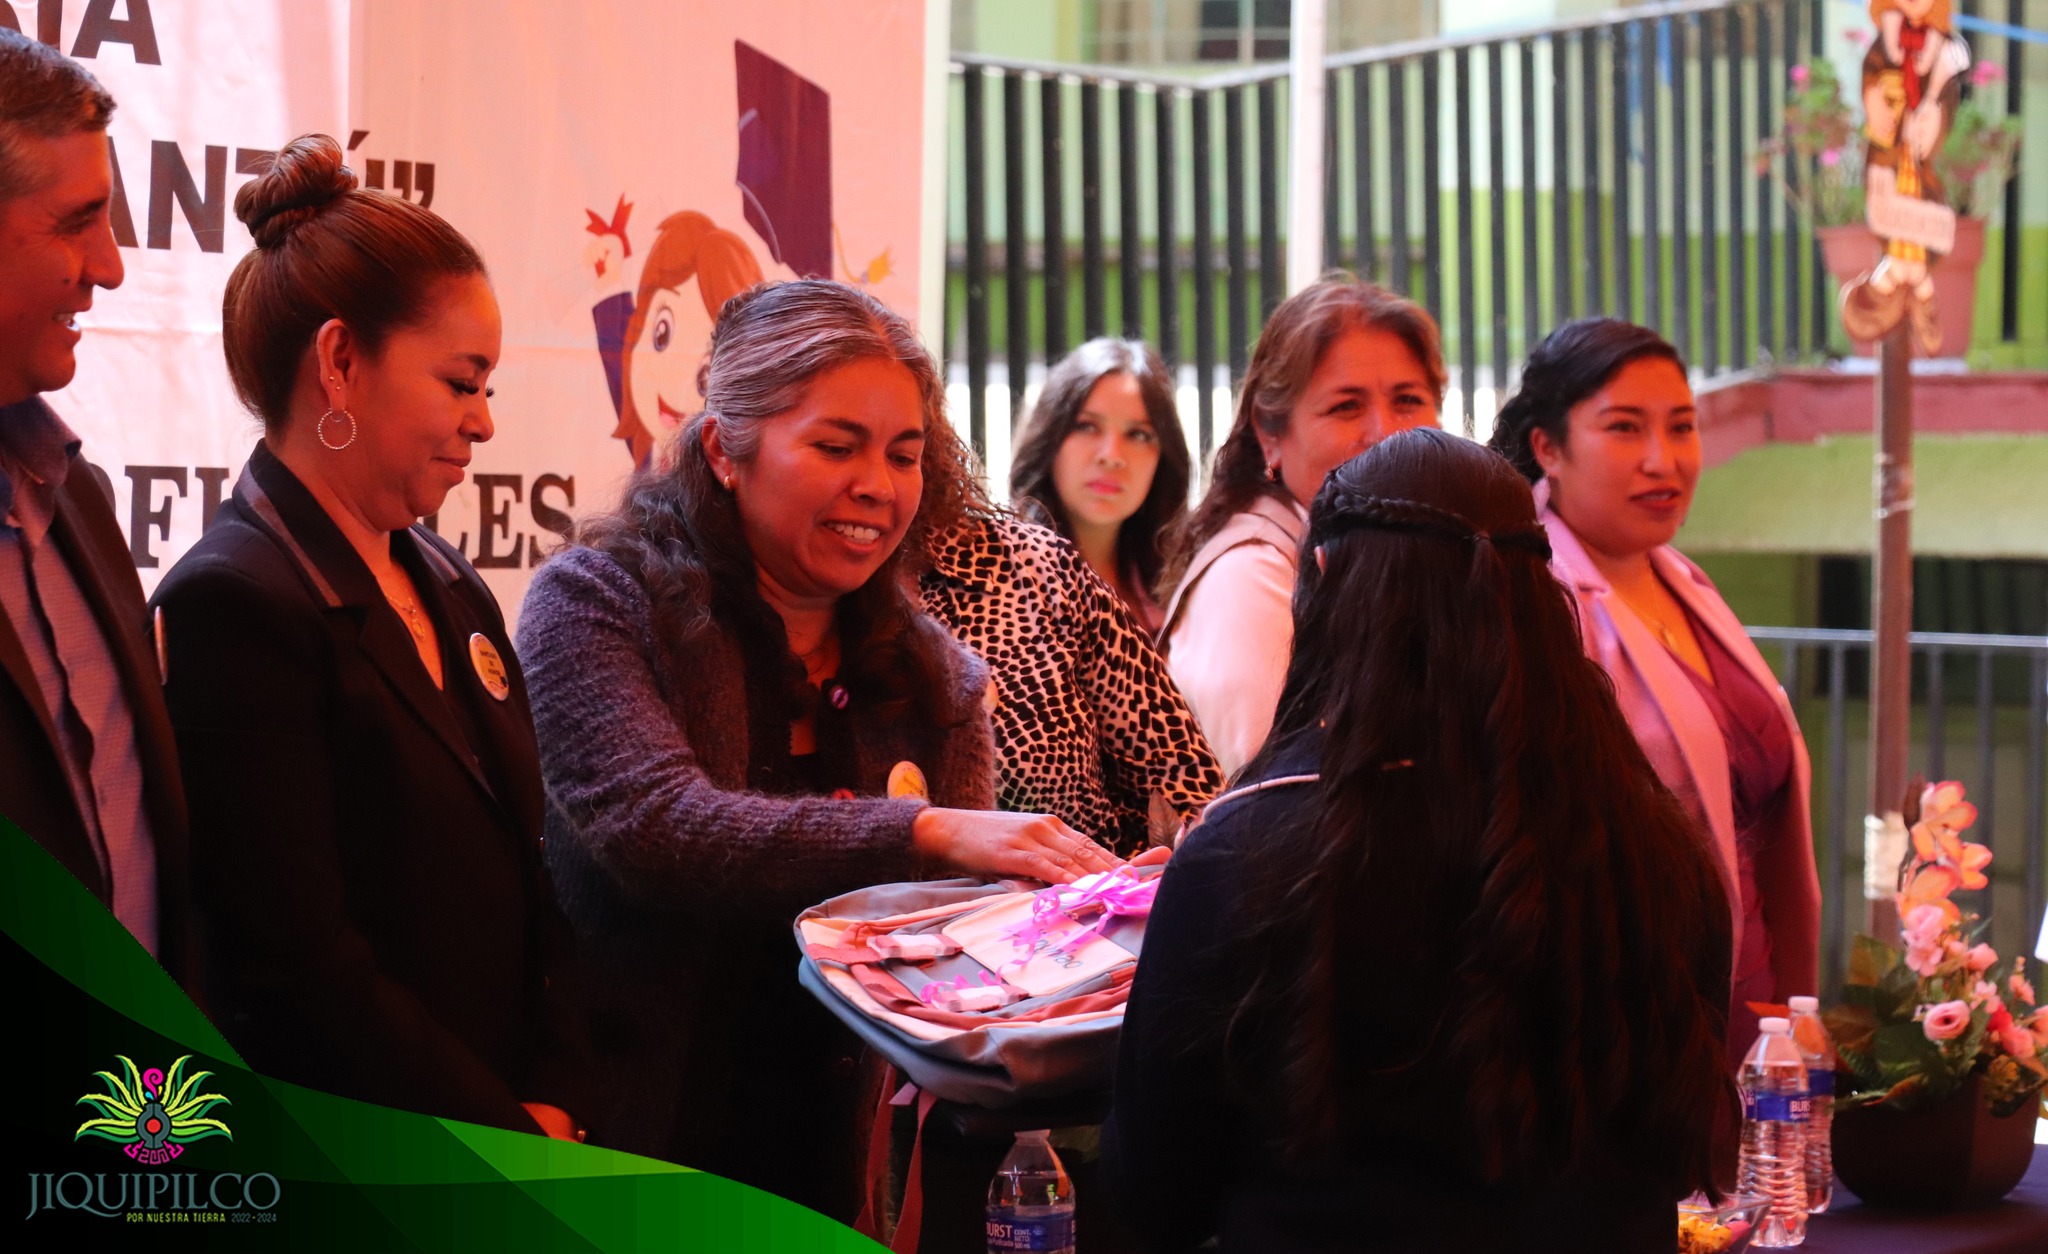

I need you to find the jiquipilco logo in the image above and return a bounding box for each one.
[24,1055,282,1224]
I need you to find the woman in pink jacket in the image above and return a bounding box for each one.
[1489,318,1822,1060]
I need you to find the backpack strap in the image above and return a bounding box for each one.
[1196,773,1321,828]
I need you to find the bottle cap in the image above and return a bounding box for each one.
[1759,1016,1791,1033]
[1788,995,1820,1013]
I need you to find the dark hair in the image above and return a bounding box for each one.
[1008,338,1192,591]
[578,278,982,725]
[1224,427,1735,1194]
[221,134,487,429]
[1487,318,1686,483]
[0,28,115,201]
[1158,273,1446,599]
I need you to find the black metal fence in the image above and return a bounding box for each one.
[947,0,2040,466]
[1749,627,2048,997]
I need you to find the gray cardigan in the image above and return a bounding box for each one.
[516,543,996,1161]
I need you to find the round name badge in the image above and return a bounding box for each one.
[887,760,929,801]
[469,633,511,701]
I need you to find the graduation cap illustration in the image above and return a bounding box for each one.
[734,40,832,281]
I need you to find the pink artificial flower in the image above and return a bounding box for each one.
[1967,943,1999,972]
[1821,148,1842,168]
[1973,979,2000,1006]
[1790,64,1810,87]
[1921,1000,1973,1042]
[2026,1008,2048,1050]
[1956,841,1994,891]
[1971,61,2005,87]
[1987,1002,2035,1057]
[2013,969,2036,1006]
[1920,781,1980,842]
[1903,903,1952,976]
[1899,865,1964,928]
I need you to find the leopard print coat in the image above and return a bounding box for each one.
[919,514,1225,856]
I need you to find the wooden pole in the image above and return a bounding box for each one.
[1868,318,1913,940]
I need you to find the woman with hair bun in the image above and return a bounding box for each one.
[151,134,590,1139]
[1107,428,1736,1252]
[1158,276,1444,775]
[1487,317,1820,1061]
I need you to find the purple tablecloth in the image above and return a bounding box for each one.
[1802,1152,2048,1253]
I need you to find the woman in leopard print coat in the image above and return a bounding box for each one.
[921,511,1225,857]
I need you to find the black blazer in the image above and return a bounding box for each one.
[150,440,587,1134]
[0,442,195,988]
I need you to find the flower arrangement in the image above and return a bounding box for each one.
[1753,56,1866,228]
[1824,781,2048,1117]
[1755,44,2022,227]
[1933,63,2024,218]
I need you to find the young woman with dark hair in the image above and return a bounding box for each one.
[153,134,589,1139]
[1105,428,1738,1253]
[1008,337,1192,632]
[1488,317,1821,1061]
[1158,275,1444,775]
[516,278,1120,1210]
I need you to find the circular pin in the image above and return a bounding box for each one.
[469,633,511,701]
[886,760,929,801]
[827,683,850,710]
[829,788,857,802]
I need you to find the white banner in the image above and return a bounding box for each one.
[28,0,934,623]
[22,0,349,590]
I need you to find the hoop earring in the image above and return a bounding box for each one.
[1266,461,1283,484]
[317,407,358,451]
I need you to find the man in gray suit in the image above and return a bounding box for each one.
[0,28,192,983]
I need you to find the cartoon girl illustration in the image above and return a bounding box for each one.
[589,208,763,466]
[1845,0,1969,351]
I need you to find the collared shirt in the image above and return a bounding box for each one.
[0,398,158,954]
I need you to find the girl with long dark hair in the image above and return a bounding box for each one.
[1008,337,1192,632]
[1157,276,1444,774]
[1488,317,1820,1061]
[1106,428,1737,1252]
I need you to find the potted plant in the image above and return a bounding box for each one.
[1757,48,2021,357]
[1922,75,2024,355]
[1754,56,1867,278]
[1823,781,2047,1210]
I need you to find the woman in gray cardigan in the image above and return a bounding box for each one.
[517,280,1119,1216]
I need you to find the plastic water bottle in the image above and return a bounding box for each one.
[1739,1016,1811,1247]
[986,1129,1075,1253]
[1787,995,1836,1214]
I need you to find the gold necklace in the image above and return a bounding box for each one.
[388,592,430,641]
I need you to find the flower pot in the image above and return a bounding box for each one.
[1830,1072,2037,1210]
[1816,218,1986,359]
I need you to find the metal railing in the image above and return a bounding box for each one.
[946,0,2040,466]
[1748,626,2048,996]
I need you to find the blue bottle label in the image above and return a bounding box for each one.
[986,1208,1075,1251]
[1744,1092,1811,1122]
[1807,1069,1834,1097]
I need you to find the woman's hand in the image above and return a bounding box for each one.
[912,808,1122,884]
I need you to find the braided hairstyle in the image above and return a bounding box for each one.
[1222,427,1736,1195]
[1487,318,1684,483]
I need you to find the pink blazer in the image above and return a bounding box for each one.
[1540,492,1822,1006]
